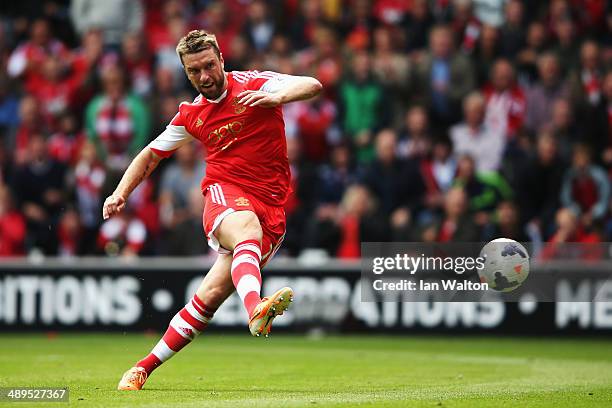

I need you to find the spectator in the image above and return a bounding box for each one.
[547,207,601,244]
[145,0,191,55]
[421,187,481,242]
[560,144,610,226]
[317,144,362,205]
[120,32,153,97]
[159,142,206,230]
[284,137,318,256]
[472,0,506,28]
[71,141,106,254]
[85,64,150,172]
[371,27,409,85]
[11,133,66,254]
[0,75,20,137]
[331,184,389,258]
[48,111,85,165]
[57,207,82,257]
[198,1,242,61]
[525,52,568,133]
[397,105,432,160]
[451,91,506,172]
[25,54,79,129]
[517,131,565,237]
[154,16,191,85]
[0,184,26,256]
[14,95,45,165]
[452,0,480,55]
[97,209,147,257]
[552,16,579,76]
[420,137,457,216]
[412,25,475,126]
[403,0,434,53]
[362,128,424,216]
[241,0,276,52]
[293,95,338,163]
[338,51,386,163]
[516,21,549,86]
[290,0,325,50]
[164,188,208,256]
[585,70,612,168]
[306,181,391,256]
[472,25,501,86]
[7,19,69,90]
[453,154,513,218]
[371,26,411,123]
[483,58,526,140]
[499,0,526,59]
[69,28,106,108]
[295,25,342,91]
[546,98,578,162]
[70,0,144,49]
[342,0,376,51]
[484,200,529,242]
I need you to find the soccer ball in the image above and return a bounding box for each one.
[477,238,530,292]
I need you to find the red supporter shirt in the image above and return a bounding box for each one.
[149,71,293,207]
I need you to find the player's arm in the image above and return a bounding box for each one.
[102,110,195,220]
[102,148,163,220]
[237,73,322,108]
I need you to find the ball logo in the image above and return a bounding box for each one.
[501,243,527,258]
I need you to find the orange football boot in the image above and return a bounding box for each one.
[117,367,147,390]
[248,287,293,337]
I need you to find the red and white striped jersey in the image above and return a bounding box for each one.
[149,70,294,206]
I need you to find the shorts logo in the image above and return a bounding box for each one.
[235,197,250,206]
[232,97,246,114]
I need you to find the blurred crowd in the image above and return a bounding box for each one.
[0,0,610,258]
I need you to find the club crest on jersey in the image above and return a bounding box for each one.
[231,97,246,114]
[235,197,250,206]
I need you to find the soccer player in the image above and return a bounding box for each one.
[107,30,322,390]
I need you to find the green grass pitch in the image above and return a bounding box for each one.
[0,333,611,407]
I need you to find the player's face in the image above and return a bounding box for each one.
[183,49,226,100]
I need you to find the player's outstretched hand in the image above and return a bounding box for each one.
[102,194,126,220]
[237,90,282,108]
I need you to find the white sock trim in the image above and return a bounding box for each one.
[186,301,210,324]
[152,339,176,362]
[234,243,262,259]
[235,274,261,300]
[231,253,260,271]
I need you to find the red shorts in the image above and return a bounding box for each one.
[202,182,286,267]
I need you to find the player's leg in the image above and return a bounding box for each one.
[117,254,234,390]
[216,210,265,317]
[216,207,292,337]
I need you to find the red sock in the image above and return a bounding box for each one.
[136,294,215,375]
[231,239,262,316]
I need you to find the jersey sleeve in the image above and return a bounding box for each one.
[245,71,301,93]
[148,111,195,158]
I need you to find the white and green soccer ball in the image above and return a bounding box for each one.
[477,238,530,292]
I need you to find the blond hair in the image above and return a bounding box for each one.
[176,30,221,64]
